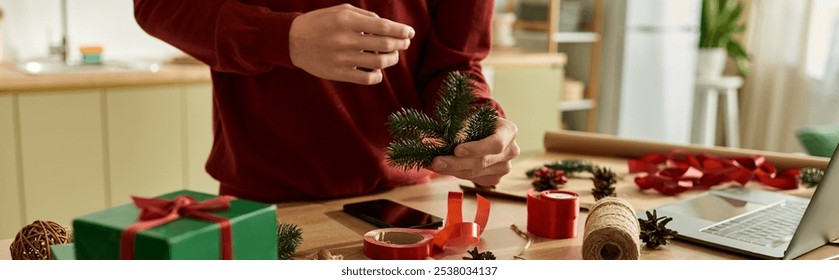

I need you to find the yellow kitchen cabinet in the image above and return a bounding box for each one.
[184,84,218,194]
[1,83,218,238]
[0,95,23,238]
[17,90,108,229]
[484,52,566,156]
[106,86,185,206]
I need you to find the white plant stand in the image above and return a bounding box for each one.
[692,76,743,147]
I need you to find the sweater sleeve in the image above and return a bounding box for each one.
[134,0,301,75]
[415,0,505,118]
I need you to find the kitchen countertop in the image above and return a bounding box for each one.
[0,50,561,93]
[0,62,211,93]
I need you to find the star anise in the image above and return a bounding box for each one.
[591,166,617,201]
[638,210,678,249]
[462,247,496,260]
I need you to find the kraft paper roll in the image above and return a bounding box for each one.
[543,130,829,170]
[582,197,641,260]
[363,228,435,260]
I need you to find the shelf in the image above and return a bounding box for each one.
[515,30,600,44]
[558,99,596,112]
[551,32,600,43]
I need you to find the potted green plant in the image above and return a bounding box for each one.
[698,0,749,79]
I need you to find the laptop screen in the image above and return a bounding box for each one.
[657,193,769,223]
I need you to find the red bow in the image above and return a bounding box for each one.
[120,195,236,259]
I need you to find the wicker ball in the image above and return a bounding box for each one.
[9,220,71,260]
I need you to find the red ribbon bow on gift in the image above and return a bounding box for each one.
[120,195,236,260]
[629,150,800,195]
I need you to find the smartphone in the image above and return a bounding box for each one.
[343,199,444,229]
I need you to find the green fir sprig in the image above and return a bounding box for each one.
[386,72,499,170]
[277,222,303,260]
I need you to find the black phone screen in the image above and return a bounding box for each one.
[343,199,444,229]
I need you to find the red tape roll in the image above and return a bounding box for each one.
[527,189,579,239]
[363,228,435,260]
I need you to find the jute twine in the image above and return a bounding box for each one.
[582,197,640,260]
[9,220,72,260]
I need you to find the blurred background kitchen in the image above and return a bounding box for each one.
[1,0,839,238]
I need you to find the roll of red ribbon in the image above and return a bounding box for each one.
[363,228,436,260]
[527,188,579,239]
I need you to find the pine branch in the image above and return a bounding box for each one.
[434,71,477,145]
[387,108,443,139]
[386,71,499,170]
[386,138,443,171]
[277,222,303,260]
[465,105,499,142]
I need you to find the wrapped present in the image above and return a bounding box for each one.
[50,244,76,260]
[72,190,277,260]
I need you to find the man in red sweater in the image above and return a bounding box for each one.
[133,1,520,203]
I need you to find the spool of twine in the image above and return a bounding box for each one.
[582,197,640,260]
[9,220,72,260]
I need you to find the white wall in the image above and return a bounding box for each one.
[0,0,180,63]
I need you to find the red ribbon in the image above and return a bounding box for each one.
[431,192,490,249]
[120,195,236,260]
[629,150,800,195]
[362,192,490,260]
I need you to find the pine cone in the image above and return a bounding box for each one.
[590,166,617,201]
[800,167,824,189]
[463,247,496,260]
[638,210,678,249]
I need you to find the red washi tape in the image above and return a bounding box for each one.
[363,228,436,260]
[526,188,579,239]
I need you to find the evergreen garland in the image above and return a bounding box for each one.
[277,222,303,260]
[525,159,595,178]
[386,71,499,170]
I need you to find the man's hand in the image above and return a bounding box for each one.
[430,118,521,186]
[289,4,414,85]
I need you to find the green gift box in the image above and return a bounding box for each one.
[50,243,76,260]
[72,190,278,260]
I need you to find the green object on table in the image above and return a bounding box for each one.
[72,190,278,260]
[49,243,76,260]
[797,124,839,157]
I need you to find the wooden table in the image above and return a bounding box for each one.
[3,131,837,260]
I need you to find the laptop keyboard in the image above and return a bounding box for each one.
[700,200,808,247]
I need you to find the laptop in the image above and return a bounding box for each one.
[639,149,839,259]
